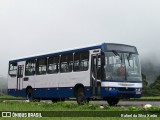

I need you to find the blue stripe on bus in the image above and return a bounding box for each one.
[8,87,91,98]
[7,89,26,97]
[8,86,141,99]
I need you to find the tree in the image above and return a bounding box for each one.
[148,75,160,96]
[141,73,149,96]
[142,73,148,87]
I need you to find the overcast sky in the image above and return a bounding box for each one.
[0,0,160,76]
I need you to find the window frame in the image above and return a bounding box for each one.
[36,57,47,75]
[73,51,89,72]
[60,53,73,73]
[25,59,36,76]
[47,56,60,74]
[8,62,17,77]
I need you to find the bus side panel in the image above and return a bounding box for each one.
[58,87,74,98]
[23,76,35,90]
[33,88,59,98]
[8,89,17,96]
[8,76,17,96]
[58,70,91,98]
[33,74,60,98]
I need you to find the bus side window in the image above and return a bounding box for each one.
[74,52,80,71]
[47,56,59,74]
[60,53,73,73]
[9,62,17,77]
[25,60,36,76]
[36,58,47,75]
[80,51,89,71]
[74,51,89,71]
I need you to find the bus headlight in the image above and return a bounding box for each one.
[109,88,112,91]
[112,88,116,90]
[109,88,116,90]
[105,87,116,91]
[105,87,109,90]
[136,88,141,91]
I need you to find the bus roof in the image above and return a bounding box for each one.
[9,44,101,63]
[9,43,137,63]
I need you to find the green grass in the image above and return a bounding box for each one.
[0,94,24,99]
[0,101,117,111]
[1,94,160,119]
[1,94,160,100]
[140,96,160,99]
[0,101,159,111]
[0,102,159,119]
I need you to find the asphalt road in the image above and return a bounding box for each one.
[117,101,160,107]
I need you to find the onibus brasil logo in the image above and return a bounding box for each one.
[1,112,42,117]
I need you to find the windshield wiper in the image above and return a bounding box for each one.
[112,50,121,58]
[127,52,132,66]
[112,50,123,63]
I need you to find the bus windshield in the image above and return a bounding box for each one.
[104,51,142,81]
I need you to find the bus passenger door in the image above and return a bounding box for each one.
[16,65,24,96]
[91,54,101,96]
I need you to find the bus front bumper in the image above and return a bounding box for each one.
[101,87,142,99]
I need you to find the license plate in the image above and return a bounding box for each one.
[136,91,141,94]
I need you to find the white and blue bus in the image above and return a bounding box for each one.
[8,43,142,105]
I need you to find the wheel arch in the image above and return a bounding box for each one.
[73,83,85,97]
[25,86,33,95]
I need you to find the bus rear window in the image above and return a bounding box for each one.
[9,62,17,77]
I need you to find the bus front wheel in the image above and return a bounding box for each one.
[52,98,65,103]
[107,98,119,106]
[76,87,87,105]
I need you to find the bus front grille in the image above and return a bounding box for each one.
[118,88,135,92]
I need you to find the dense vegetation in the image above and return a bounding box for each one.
[142,74,160,96]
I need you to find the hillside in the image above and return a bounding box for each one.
[141,60,160,84]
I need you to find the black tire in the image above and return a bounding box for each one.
[26,88,33,102]
[60,98,65,102]
[52,98,60,103]
[86,98,90,103]
[107,98,119,106]
[76,87,86,105]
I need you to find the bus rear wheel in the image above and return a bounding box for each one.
[107,98,119,106]
[26,88,33,102]
[52,98,59,103]
[76,87,87,105]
